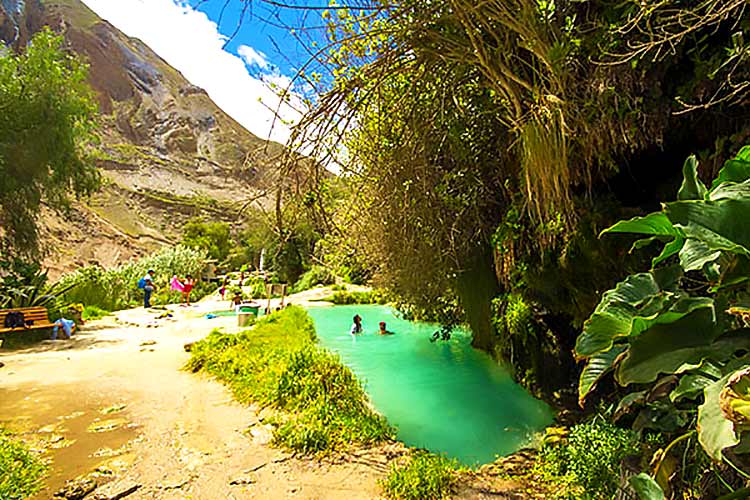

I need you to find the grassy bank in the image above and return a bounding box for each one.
[186,306,394,453]
[0,429,46,500]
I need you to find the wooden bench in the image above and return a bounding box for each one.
[0,307,55,335]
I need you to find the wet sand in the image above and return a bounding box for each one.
[0,291,394,500]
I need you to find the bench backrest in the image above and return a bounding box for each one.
[0,307,50,325]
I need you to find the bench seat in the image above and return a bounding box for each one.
[0,307,55,334]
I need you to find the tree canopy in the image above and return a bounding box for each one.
[0,28,100,257]
[182,219,233,262]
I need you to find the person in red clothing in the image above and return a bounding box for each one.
[182,274,195,306]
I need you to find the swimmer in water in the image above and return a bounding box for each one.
[378,321,394,335]
[350,314,363,335]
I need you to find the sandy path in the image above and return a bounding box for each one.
[0,292,396,500]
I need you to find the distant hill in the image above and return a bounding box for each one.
[0,0,287,276]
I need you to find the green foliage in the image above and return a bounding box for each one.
[292,265,335,293]
[181,219,232,262]
[538,419,640,499]
[81,305,109,321]
[576,148,750,475]
[186,307,393,453]
[58,245,207,311]
[0,429,46,500]
[0,258,75,315]
[0,28,100,257]
[272,346,392,452]
[381,451,458,500]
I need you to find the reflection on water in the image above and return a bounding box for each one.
[307,304,553,465]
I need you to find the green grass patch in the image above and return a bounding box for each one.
[381,451,459,500]
[82,305,110,321]
[186,306,394,453]
[0,429,46,500]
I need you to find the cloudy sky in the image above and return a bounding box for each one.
[79,0,327,145]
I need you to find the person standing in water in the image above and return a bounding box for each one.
[350,314,363,335]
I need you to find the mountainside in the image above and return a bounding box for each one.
[0,0,286,276]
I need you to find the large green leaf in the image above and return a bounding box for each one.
[666,199,750,256]
[652,236,685,267]
[578,345,627,404]
[670,373,716,402]
[615,311,750,386]
[698,373,739,461]
[708,179,750,202]
[710,157,750,191]
[679,239,722,271]
[602,212,680,238]
[575,273,677,357]
[735,145,750,163]
[678,155,708,201]
[629,473,666,500]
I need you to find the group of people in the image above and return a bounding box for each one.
[350,314,394,336]
[139,269,195,309]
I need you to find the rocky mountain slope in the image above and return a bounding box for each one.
[0,0,286,276]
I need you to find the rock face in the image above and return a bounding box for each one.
[0,0,287,276]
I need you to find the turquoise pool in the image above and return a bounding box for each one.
[306,304,553,465]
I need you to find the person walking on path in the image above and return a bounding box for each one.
[140,269,157,308]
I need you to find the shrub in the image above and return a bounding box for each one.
[243,277,267,299]
[186,307,393,453]
[381,451,458,500]
[292,265,335,293]
[537,418,640,499]
[0,258,74,315]
[0,429,46,500]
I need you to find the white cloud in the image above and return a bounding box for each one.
[79,0,302,145]
[263,71,293,90]
[237,45,269,69]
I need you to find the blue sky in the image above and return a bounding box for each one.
[80,0,331,144]
[191,0,327,79]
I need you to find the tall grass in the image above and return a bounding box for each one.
[381,451,458,500]
[186,307,394,453]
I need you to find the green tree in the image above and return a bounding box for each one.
[0,28,100,257]
[181,219,232,262]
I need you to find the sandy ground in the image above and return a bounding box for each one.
[0,289,403,500]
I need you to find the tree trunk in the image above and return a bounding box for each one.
[455,243,502,352]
